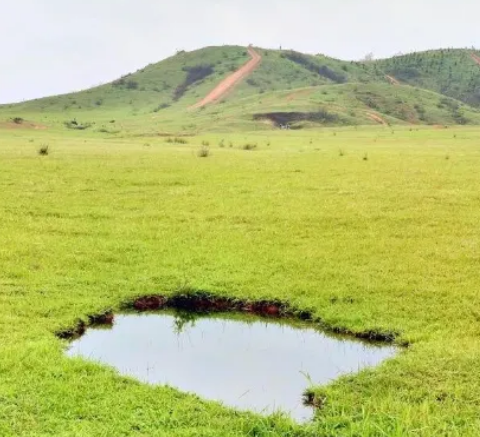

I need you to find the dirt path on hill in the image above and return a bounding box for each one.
[471,53,480,66]
[190,46,262,109]
[366,111,388,125]
[386,75,400,85]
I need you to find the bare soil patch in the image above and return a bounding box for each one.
[191,46,262,109]
[471,53,480,66]
[365,111,388,125]
[386,75,400,85]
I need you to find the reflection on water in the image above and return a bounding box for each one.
[67,312,397,422]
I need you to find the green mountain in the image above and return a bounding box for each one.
[374,49,480,107]
[1,45,480,132]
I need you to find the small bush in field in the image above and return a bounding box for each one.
[197,145,210,158]
[38,145,49,156]
[166,137,188,144]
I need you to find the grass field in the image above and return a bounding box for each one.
[1,125,479,436]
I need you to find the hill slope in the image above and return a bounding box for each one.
[0,46,385,114]
[374,49,480,107]
[2,45,480,132]
[167,83,480,132]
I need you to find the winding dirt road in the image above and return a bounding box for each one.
[190,46,262,109]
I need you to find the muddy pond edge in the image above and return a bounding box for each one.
[56,290,406,412]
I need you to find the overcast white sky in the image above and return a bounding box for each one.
[1,0,479,103]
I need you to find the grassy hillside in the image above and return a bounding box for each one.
[0,46,251,114]
[192,83,480,132]
[3,82,477,135]
[226,48,385,99]
[0,46,384,115]
[374,49,480,107]
[2,46,480,133]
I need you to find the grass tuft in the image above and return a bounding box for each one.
[38,144,49,156]
[197,145,210,158]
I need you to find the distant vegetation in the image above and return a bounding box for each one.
[282,51,347,84]
[173,64,215,101]
[375,49,480,107]
[112,77,140,90]
[64,119,92,130]
[253,110,341,127]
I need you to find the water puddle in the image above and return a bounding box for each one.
[67,311,397,422]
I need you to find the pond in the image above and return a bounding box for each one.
[67,311,397,422]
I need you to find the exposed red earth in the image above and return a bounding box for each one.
[386,75,400,85]
[0,121,47,130]
[471,53,480,66]
[57,294,400,344]
[190,46,262,109]
[366,111,388,125]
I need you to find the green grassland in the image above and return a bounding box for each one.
[1,125,480,436]
[1,44,480,436]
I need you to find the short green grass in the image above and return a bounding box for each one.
[1,126,480,436]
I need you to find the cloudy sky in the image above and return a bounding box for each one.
[1,0,479,103]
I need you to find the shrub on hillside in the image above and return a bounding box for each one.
[253,110,340,127]
[112,77,139,90]
[152,103,171,113]
[282,51,347,84]
[126,80,139,90]
[64,119,92,130]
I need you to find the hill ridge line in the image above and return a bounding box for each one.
[190,46,262,109]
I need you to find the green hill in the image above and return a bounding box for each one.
[373,49,480,107]
[2,45,480,132]
[167,83,480,132]
[0,46,384,113]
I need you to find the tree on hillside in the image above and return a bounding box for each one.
[362,52,375,62]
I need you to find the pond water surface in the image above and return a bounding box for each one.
[67,312,397,422]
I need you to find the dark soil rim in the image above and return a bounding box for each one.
[56,290,405,414]
[56,291,404,346]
